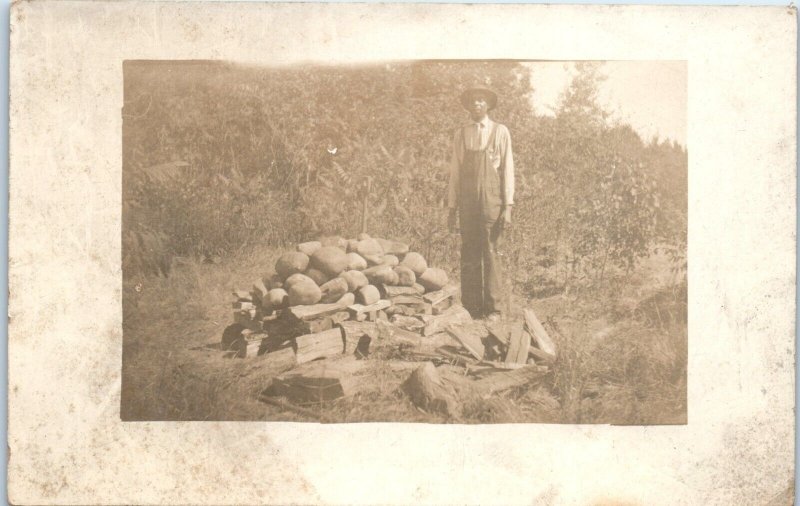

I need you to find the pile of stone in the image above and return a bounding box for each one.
[222,234,457,358]
[213,234,558,417]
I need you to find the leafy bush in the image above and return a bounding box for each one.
[122,60,686,289]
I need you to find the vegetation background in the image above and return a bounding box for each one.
[122,60,687,423]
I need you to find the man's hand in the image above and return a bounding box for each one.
[501,206,512,228]
[448,208,458,233]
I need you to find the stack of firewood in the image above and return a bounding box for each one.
[209,234,559,415]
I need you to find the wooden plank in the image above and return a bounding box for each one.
[431,298,452,315]
[422,304,472,336]
[504,321,530,365]
[288,301,349,321]
[390,294,425,305]
[423,283,460,305]
[446,323,486,360]
[266,356,366,403]
[293,327,345,364]
[528,344,556,364]
[485,321,510,346]
[374,319,423,347]
[384,285,421,297]
[347,299,391,321]
[340,321,376,356]
[473,365,547,395]
[330,310,350,325]
[523,308,557,359]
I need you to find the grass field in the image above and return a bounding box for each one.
[120,243,686,424]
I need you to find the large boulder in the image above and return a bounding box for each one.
[336,292,356,306]
[400,252,427,277]
[345,252,368,271]
[320,278,349,304]
[418,268,449,291]
[356,238,384,258]
[288,279,322,306]
[310,246,349,277]
[363,265,398,285]
[346,239,360,254]
[275,252,310,280]
[381,255,400,267]
[304,268,330,286]
[339,270,369,292]
[356,285,380,305]
[394,266,416,287]
[377,238,409,257]
[357,232,371,241]
[296,241,322,257]
[320,236,348,252]
[285,273,315,290]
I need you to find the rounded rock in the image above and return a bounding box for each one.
[275,252,310,280]
[310,246,349,277]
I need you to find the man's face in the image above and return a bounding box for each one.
[468,92,490,120]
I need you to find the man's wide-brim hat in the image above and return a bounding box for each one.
[460,85,498,111]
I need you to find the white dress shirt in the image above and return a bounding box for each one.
[447,116,515,209]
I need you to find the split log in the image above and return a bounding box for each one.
[384,285,420,297]
[421,304,472,336]
[265,356,366,404]
[391,294,425,305]
[445,323,487,360]
[339,320,377,356]
[293,327,345,364]
[274,303,348,336]
[431,298,453,315]
[423,283,460,305]
[523,308,557,360]
[485,321,510,346]
[375,319,423,348]
[402,362,461,417]
[287,301,349,320]
[255,346,299,376]
[528,345,556,364]
[348,299,391,322]
[504,321,530,365]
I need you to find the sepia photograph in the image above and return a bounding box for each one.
[9,2,795,504]
[121,59,687,424]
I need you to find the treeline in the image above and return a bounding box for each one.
[123,60,686,287]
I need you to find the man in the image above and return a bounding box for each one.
[447,85,514,322]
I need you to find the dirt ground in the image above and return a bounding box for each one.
[121,245,686,424]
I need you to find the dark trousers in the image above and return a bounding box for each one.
[459,212,504,317]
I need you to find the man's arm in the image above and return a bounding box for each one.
[500,126,514,225]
